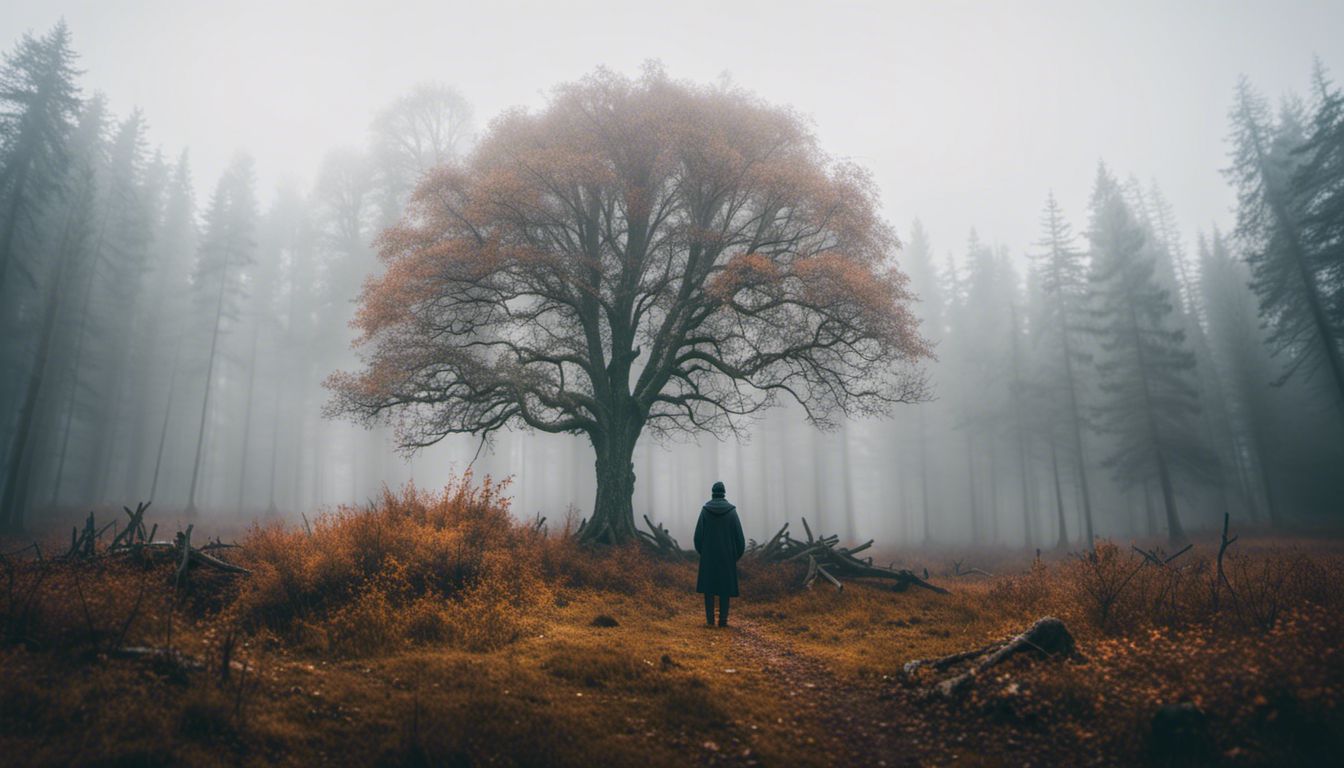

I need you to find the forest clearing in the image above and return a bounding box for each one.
[2,481,1341,767]
[4,4,1344,765]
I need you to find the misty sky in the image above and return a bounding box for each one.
[5,0,1342,261]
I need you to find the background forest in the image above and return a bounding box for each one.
[1,19,1343,547]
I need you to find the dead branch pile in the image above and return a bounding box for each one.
[746,518,948,594]
[598,514,948,594]
[636,515,696,560]
[901,616,1079,697]
[54,502,250,580]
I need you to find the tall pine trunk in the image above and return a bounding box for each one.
[918,407,931,543]
[0,161,31,297]
[1156,451,1185,543]
[47,263,97,507]
[148,348,181,503]
[1060,330,1095,543]
[1050,441,1068,548]
[266,384,282,515]
[235,323,260,510]
[964,428,979,545]
[185,271,229,515]
[0,244,70,530]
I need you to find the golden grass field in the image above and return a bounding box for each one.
[2,477,1341,767]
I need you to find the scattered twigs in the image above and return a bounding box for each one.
[1132,543,1193,568]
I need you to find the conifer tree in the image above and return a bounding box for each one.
[0,21,81,298]
[1227,76,1344,415]
[1087,165,1212,544]
[0,92,100,530]
[1290,61,1344,369]
[1030,192,1094,546]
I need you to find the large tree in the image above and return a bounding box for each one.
[329,69,929,544]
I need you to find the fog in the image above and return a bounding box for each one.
[2,1,1343,545]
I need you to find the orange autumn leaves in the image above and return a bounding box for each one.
[332,65,929,445]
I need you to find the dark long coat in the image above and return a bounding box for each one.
[694,498,745,596]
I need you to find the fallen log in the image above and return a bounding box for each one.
[902,616,1079,697]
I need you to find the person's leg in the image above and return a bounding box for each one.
[704,593,714,626]
[718,594,730,626]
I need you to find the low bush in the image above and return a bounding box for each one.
[234,474,550,656]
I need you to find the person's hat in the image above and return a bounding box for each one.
[711,481,726,497]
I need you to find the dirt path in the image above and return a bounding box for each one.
[710,618,926,768]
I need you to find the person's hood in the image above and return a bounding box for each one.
[703,498,735,515]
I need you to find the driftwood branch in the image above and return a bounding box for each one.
[902,616,1079,697]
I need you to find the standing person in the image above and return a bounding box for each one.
[694,481,745,627]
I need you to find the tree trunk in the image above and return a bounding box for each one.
[988,442,1000,544]
[1156,450,1186,545]
[1060,328,1095,543]
[1009,305,1034,548]
[235,323,260,510]
[185,272,229,516]
[839,422,856,542]
[1017,432,1034,549]
[1143,481,1158,538]
[964,429,979,545]
[581,428,640,544]
[48,263,97,507]
[266,384,282,515]
[1051,441,1068,549]
[0,245,69,531]
[0,160,31,297]
[148,349,180,503]
[918,407,931,543]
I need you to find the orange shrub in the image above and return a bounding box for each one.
[234,474,549,656]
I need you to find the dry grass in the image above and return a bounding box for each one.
[2,481,1342,766]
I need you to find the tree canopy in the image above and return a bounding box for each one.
[329,67,930,542]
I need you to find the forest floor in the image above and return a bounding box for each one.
[2,484,1342,766]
